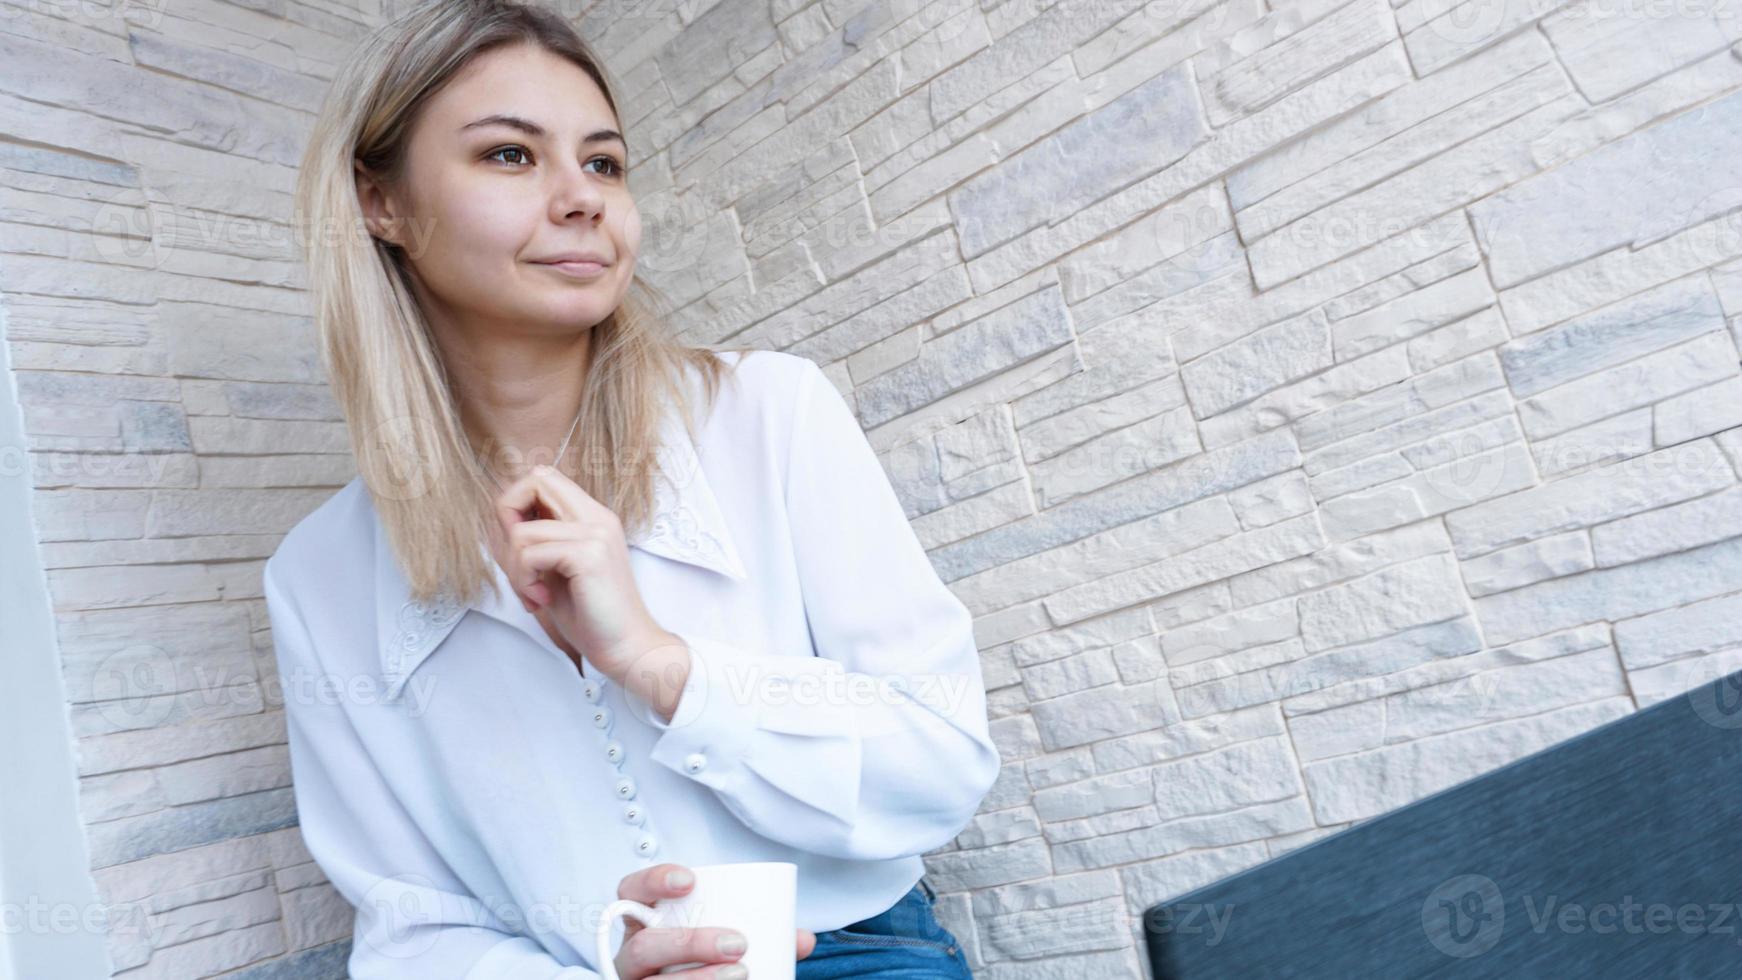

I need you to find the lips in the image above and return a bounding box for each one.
[533,253,612,266]
[534,256,611,280]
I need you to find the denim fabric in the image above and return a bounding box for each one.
[799,878,974,978]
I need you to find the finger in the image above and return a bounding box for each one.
[619,926,747,977]
[506,519,580,609]
[485,536,539,615]
[494,468,554,531]
[518,577,546,614]
[504,531,589,607]
[518,540,591,600]
[506,518,584,549]
[797,927,816,960]
[494,476,557,607]
[613,864,690,952]
[619,864,696,904]
[530,464,613,526]
[490,505,541,608]
[526,577,553,609]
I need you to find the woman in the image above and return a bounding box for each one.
[267,1,1002,978]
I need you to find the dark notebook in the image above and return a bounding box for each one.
[1144,669,1742,979]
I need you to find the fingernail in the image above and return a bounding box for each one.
[665,869,692,889]
[719,965,746,980]
[717,934,746,956]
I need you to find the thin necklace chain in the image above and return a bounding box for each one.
[482,401,585,496]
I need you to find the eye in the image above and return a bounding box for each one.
[586,155,625,178]
[486,144,532,166]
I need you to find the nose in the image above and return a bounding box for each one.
[549,157,607,222]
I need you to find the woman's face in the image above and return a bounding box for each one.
[358,42,641,337]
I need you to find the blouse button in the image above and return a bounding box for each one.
[581,679,603,703]
[683,753,708,774]
[615,775,637,800]
[622,803,645,826]
[591,706,613,730]
[604,740,625,765]
[635,833,659,857]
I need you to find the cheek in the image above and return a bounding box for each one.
[621,207,642,262]
[441,192,528,259]
[406,167,523,264]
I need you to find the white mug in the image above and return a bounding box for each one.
[595,861,797,979]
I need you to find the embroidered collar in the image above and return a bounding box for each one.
[374,401,747,702]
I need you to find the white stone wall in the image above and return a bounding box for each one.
[4,1,368,977]
[7,0,1742,978]
[590,0,1742,976]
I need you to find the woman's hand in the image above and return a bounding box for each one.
[612,864,817,979]
[494,464,677,681]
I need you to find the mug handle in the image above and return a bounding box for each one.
[596,899,663,980]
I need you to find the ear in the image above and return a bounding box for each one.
[354,161,404,246]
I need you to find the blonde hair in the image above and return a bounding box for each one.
[293,0,751,607]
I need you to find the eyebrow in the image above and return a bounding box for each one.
[460,114,627,153]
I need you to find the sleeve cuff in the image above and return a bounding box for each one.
[637,632,758,784]
[635,632,857,783]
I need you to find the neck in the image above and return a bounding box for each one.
[432,320,596,485]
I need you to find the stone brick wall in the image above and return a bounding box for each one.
[5,2,370,977]
[599,0,1742,975]
[6,0,1742,977]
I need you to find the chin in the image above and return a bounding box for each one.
[539,299,614,329]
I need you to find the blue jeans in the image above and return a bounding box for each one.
[799,877,975,978]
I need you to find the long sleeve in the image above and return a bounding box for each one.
[632,359,1002,862]
[264,564,601,980]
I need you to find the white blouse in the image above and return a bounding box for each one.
[262,348,1002,978]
